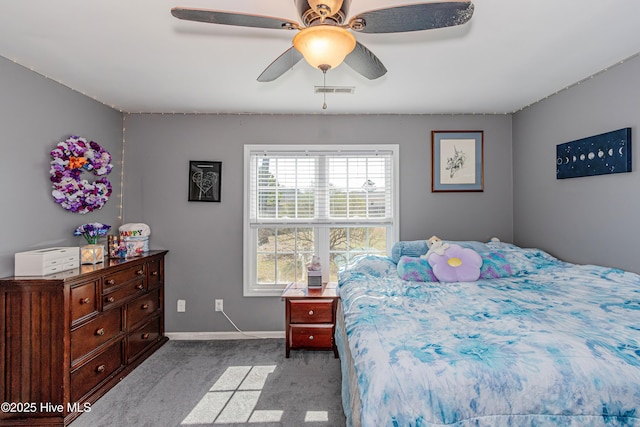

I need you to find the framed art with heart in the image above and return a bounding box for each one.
[188,160,222,202]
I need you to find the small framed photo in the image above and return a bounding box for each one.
[188,161,222,202]
[432,131,484,192]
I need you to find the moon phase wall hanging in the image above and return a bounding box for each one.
[556,128,631,179]
[188,161,222,202]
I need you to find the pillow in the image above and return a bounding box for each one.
[479,251,513,279]
[338,254,397,284]
[442,240,491,254]
[391,240,428,263]
[397,256,438,282]
[428,244,482,282]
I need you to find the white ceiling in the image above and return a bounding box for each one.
[2,0,640,115]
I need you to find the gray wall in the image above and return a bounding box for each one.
[123,114,513,332]
[0,57,123,277]
[513,55,640,272]
[7,47,638,333]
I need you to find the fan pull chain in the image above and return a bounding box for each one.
[322,69,327,110]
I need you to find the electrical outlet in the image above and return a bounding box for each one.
[215,299,223,312]
[177,299,186,312]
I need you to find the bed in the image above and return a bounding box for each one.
[334,240,640,427]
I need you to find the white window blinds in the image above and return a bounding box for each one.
[247,147,395,227]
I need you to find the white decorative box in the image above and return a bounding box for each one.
[15,247,80,276]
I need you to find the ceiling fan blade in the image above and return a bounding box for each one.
[343,42,387,80]
[348,2,474,34]
[171,8,300,30]
[257,47,304,82]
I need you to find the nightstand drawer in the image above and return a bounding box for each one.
[289,299,334,323]
[290,325,333,348]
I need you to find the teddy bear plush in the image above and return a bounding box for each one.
[420,235,449,260]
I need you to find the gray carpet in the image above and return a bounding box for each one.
[70,339,346,427]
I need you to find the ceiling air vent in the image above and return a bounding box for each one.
[314,86,355,94]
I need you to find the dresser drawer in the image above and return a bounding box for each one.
[103,278,146,309]
[290,324,333,348]
[71,308,122,363]
[103,264,146,289]
[126,288,160,329]
[147,259,162,289]
[71,339,124,402]
[128,315,161,363]
[70,280,98,323]
[289,299,334,323]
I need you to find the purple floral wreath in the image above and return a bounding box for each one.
[50,136,113,214]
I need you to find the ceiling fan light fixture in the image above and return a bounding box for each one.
[293,25,356,71]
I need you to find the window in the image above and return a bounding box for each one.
[244,145,399,296]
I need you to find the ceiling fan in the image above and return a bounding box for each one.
[171,0,475,82]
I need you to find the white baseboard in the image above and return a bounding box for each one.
[165,331,285,340]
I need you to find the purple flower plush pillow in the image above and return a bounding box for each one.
[428,244,482,282]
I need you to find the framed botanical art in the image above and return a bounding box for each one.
[188,160,222,202]
[431,130,484,192]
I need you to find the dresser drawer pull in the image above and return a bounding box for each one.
[309,335,314,340]
[136,284,144,290]
[96,364,106,373]
[95,328,105,336]
[308,310,314,316]
[151,271,159,276]
[136,269,144,275]
[106,296,115,303]
[141,333,150,340]
[106,279,115,285]
[141,304,149,310]
[81,297,91,304]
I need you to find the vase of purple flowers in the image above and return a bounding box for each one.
[74,223,111,264]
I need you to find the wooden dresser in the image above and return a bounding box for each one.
[281,282,339,358]
[0,250,168,426]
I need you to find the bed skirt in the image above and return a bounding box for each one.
[335,300,362,427]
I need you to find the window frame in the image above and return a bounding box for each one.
[243,144,399,296]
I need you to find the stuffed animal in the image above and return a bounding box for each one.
[420,235,449,259]
[307,255,322,271]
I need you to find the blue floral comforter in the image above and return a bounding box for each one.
[337,242,640,426]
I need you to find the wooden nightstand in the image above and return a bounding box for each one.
[281,282,339,358]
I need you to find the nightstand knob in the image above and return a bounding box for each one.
[309,335,314,340]
[308,310,314,316]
